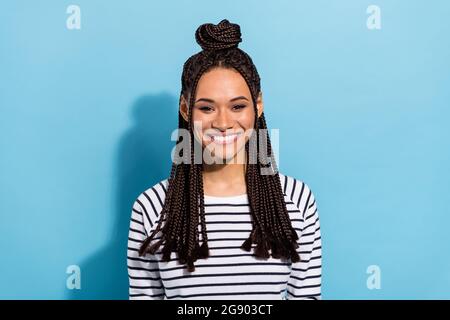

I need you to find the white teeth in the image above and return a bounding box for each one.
[209,133,241,144]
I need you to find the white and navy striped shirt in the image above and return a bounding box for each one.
[127,173,322,300]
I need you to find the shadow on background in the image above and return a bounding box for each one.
[66,92,178,299]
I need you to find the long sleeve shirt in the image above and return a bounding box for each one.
[127,172,322,300]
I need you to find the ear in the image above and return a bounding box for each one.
[256,91,264,118]
[179,94,189,122]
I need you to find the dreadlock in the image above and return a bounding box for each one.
[139,19,300,272]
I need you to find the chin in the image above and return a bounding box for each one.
[209,147,246,164]
[201,135,247,164]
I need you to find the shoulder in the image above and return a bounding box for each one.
[132,178,169,234]
[278,172,318,219]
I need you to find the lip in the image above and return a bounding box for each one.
[207,132,243,145]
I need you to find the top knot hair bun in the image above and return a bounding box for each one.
[195,19,242,51]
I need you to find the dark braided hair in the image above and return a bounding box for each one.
[139,19,300,272]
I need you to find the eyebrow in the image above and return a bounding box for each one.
[195,96,249,104]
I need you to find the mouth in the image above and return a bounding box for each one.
[206,132,243,145]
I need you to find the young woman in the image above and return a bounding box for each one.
[127,19,322,300]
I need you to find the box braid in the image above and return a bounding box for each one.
[139,19,300,272]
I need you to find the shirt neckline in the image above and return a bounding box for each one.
[203,193,248,203]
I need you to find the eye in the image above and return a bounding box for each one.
[232,104,246,110]
[198,105,213,112]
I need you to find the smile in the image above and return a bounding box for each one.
[207,133,242,145]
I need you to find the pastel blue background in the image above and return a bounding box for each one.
[1,1,449,299]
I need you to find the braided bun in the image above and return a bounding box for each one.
[195,19,242,51]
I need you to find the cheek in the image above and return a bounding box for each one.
[192,108,214,126]
[191,112,211,146]
[238,107,256,130]
[238,108,256,145]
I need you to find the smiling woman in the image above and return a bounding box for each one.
[127,19,322,300]
[181,67,261,166]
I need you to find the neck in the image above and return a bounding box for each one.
[201,149,247,196]
[203,163,246,183]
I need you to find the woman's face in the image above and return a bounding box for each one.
[180,67,263,164]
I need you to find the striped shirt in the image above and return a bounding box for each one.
[127,173,322,300]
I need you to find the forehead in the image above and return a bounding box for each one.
[195,67,251,101]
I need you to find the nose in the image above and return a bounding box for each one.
[212,109,234,131]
